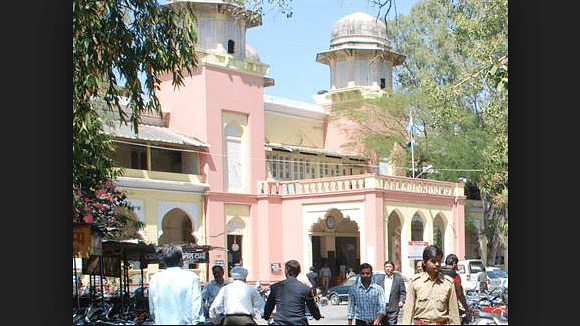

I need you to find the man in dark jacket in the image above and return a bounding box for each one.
[377,261,406,325]
[263,260,322,325]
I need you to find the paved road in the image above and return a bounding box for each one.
[256,301,349,325]
[256,300,404,325]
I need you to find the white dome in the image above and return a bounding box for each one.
[330,12,390,50]
[245,45,260,62]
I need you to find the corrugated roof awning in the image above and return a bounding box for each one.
[265,143,368,161]
[102,123,209,148]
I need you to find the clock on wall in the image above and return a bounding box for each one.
[326,216,336,229]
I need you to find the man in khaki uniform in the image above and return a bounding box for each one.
[402,246,460,325]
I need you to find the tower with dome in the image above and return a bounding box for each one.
[316,11,405,92]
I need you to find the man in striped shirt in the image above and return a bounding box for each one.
[347,263,387,325]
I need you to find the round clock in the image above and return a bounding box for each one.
[326,216,336,229]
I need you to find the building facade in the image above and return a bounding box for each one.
[106,0,466,285]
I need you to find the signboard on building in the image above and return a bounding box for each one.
[270,263,282,272]
[408,241,430,259]
[73,224,103,258]
[182,248,209,264]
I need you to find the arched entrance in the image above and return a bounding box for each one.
[226,217,245,273]
[158,208,196,245]
[387,211,402,272]
[310,208,360,285]
[433,214,446,254]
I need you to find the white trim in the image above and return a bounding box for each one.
[301,202,365,272]
[114,177,209,193]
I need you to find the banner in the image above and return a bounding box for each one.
[408,241,429,259]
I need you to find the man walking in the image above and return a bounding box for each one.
[319,263,331,295]
[402,245,460,325]
[202,265,229,324]
[263,260,322,325]
[440,254,471,322]
[209,266,264,325]
[378,261,406,325]
[148,245,204,325]
[347,263,386,325]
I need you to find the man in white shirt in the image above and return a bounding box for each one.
[209,266,264,325]
[148,245,204,325]
[379,261,406,325]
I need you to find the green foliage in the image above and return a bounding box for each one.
[73,0,199,233]
[361,0,508,248]
[73,0,199,130]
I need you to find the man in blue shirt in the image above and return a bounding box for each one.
[201,265,229,324]
[348,263,387,325]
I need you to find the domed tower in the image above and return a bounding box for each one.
[166,0,261,61]
[316,12,405,92]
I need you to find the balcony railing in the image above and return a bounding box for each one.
[258,174,464,197]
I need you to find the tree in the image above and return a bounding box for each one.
[73,0,199,235]
[73,0,294,235]
[334,0,507,262]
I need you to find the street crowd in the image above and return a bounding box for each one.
[148,244,470,325]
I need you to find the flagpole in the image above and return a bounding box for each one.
[410,111,415,178]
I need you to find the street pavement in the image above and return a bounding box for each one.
[256,301,350,325]
[256,300,404,325]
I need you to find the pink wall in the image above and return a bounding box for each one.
[453,197,466,259]
[203,66,266,193]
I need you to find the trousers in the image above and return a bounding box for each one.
[222,314,256,325]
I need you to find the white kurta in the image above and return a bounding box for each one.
[208,280,265,322]
[148,267,204,325]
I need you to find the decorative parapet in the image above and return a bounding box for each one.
[197,51,270,77]
[258,174,464,197]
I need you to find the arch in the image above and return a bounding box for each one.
[226,217,246,234]
[224,122,243,138]
[226,217,246,272]
[433,213,447,254]
[411,211,426,242]
[386,210,403,271]
[158,208,196,245]
[310,208,360,283]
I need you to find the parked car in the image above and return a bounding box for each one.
[327,271,387,305]
[327,274,358,305]
[457,259,486,292]
[485,266,508,290]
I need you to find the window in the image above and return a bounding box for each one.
[224,122,244,192]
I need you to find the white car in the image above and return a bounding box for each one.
[485,266,508,291]
[457,259,486,292]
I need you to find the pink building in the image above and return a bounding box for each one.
[108,1,465,284]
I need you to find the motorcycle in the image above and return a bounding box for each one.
[462,286,508,325]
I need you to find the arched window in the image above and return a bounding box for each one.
[224,122,244,192]
[387,211,402,271]
[433,214,446,252]
[411,213,424,241]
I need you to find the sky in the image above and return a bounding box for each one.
[246,0,420,103]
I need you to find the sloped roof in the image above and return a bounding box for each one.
[102,123,209,148]
[266,142,367,161]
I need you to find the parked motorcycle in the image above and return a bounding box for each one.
[462,286,508,325]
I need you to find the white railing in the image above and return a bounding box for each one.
[258,174,464,197]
